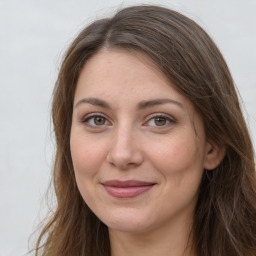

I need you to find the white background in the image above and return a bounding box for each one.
[0,0,255,255]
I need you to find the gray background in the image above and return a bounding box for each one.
[0,0,255,255]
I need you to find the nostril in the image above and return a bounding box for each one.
[106,146,144,169]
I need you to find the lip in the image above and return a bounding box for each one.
[102,180,156,198]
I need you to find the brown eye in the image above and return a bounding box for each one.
[82,114,110,128]
[154,117,167,126]
[146,114,174,128]
[94,116,106,125]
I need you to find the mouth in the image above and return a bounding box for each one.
[101,180,156,198]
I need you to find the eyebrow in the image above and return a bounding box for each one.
[75,97,111,109]
[137,98,183,109]
[74,97,183,110]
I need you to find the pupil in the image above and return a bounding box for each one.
[155,117,166,126]
[94,116,105,125]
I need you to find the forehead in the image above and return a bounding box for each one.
[75,49,187,104]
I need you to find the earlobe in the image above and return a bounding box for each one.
[203,141,226,170]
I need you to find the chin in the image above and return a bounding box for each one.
[100,209,154,233]
[108,221,150,234]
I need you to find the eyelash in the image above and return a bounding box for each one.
[144,114,175,128]
[81,113,110,129]
[81,113,175,129]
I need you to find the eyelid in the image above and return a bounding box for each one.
[143,113,176,127]
[80,112,175,129]
[81,112,112,128]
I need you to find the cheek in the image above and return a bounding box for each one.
[70,133,107,177]
[147,133,205,177]
[70,133,108,207]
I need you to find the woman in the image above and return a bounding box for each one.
[33,5,256,256]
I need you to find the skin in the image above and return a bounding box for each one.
[70,49,224,256]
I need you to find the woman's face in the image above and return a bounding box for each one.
[70,49,217,234]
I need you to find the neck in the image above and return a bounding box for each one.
[109,215,196,256]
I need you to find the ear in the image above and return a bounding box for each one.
[203,141,226,170]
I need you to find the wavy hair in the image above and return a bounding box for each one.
[33,5,256,256]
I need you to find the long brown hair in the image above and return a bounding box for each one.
[33,5,256,256]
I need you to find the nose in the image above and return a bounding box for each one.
[106,125,144,169]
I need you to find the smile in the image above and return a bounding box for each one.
[102,180,156,198]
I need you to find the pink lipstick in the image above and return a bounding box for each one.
[102,180,156,198]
